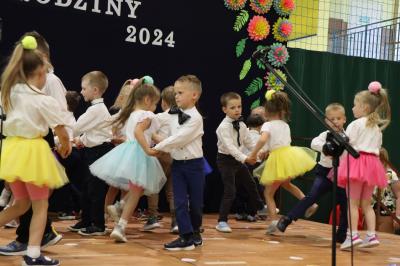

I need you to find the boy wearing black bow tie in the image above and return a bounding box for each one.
[153,75,205,251]
[215,92,263,233]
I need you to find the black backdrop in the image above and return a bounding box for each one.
[0,0,278,212]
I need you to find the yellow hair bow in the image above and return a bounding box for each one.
[21,36,37,50]
[265,89,276,101]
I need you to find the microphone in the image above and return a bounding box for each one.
[252,46,270,58]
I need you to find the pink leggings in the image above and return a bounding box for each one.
[9,181,49,201]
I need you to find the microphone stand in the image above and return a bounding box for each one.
[254,52,359,266]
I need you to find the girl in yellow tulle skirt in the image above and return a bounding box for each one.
[0,137,68,189]
[248,90,316,218]
[0,35,71,265]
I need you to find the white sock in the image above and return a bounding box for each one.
[119,200,125,208]
[349,231,358,237]
[118,218,128,230]
[367,231,375,236]
[27,246,40,258]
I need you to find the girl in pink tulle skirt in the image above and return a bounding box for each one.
[338,81,391,251]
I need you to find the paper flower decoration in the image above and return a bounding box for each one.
[273,18,293,42]
[273,0,295,16]
[268,43,289,67]
[224,0,248,10]
[247,16,270,41]
[250,0,273,14]
[265,69,287,91]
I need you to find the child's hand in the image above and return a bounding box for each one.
[146,148,159,157]
[73,137,84,149]
[111,136,126,145]
[57,141,72,158]
[258,151,269,161]
[245,156,257,165]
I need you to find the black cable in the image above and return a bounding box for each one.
[282,64,325,117]
[346,153,354,266]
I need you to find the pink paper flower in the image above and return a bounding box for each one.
[247,16,270,41]
[250,0,273,14]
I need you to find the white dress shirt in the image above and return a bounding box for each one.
[154,106,203,160]
[3,84,70,138]
[155,109,171,139]
[42,70,68,112]
[241,129,261,159]
[311,130,333,168]
[346,117,382,155]
[261,120,291,151]
[73,98,112,148]
[217,116,256,163]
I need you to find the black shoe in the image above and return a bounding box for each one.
[22,255,59,266]
[193,232,203,247]
[68,221,89,232]
[164,237,195,251]
[41,227,63,248]
[336,232,347,244]
[276,216,291,233]
[143,215,161,231]
[78,225,106,236]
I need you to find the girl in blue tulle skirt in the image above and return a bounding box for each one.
[90,80,166,242]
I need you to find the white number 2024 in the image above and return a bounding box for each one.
[125,25,175,48]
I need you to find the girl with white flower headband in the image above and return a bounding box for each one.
[338,81,391,250]
[0,35,71,266]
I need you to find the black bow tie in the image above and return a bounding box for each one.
[169,106,191,125]
[232,117,243,146]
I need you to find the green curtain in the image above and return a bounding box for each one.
[278,48,399,223]
[287,48,399,167]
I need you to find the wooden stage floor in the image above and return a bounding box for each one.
[0,214,399,266]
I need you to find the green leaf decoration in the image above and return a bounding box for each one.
[256,58,265,70]
[236,38,247,58]
[233,10,249,32]
[239,59,252,80]
[251,98,261,109]
[245,77,263,96]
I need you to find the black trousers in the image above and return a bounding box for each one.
[80,143,114,229]
[49,148,87,213]
[217,153,263,222]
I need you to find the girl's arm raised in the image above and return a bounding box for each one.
[248,131,269,161]
[134,118,158,156]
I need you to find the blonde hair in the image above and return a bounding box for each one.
[355,88,391,130]
[263,91,291,121]
[111,80,135,110]
[325,103,345,116]
[81,71,109,94]
[113,79,160,130]
[220,92,241,107]
[175,74,202,95]
[161,86,176,107]
[1,39,45,112]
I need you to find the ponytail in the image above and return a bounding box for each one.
[1,36,45,112]
[363,88,391,130]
